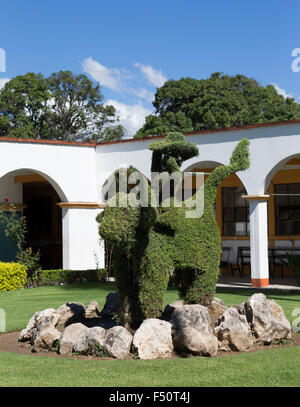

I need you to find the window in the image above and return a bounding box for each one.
[275,183,300,235]
[222,186,249,236]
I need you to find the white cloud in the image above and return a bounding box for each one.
[0,77,10,90]
[105,99,152,137]
[131,88,155,103]
[272,83,293,99]
[82,57,122,91]
[134,63,167,88]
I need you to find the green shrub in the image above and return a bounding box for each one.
[87,342,110,357]
[0,261,27,292]
[98,133,250,328]
[38,268,108,286]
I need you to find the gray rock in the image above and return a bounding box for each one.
[100,293,120,318]
[214,307,253,351]
[85,301,101,319]
[73,326,106,354]
[56,302,86,332]
[231,303,246,315]
[171,304,218,357]
[18,308,58,342]
[104,326,133,359]
[206,297,228,326]
[133,318,174,360]
[59,323,88,355]
[162,301,184,322]
[33,327,62,352]
[245,293,292,344]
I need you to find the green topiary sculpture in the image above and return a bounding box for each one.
[97,133,250,328]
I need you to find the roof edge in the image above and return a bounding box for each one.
[0,118,300,148]
[97,118,300,146]
[0,137,96,147]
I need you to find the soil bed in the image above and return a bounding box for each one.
[0,330,299,361]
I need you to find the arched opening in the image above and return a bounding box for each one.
[0,169,66,269]
[183,161,249,275]
[264,155,300,278]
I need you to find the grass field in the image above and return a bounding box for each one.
[0,282,299,387]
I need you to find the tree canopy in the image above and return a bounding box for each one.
[0,71,125,142]
[135,73,300,138]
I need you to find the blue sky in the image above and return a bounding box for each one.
[0,0,300,136]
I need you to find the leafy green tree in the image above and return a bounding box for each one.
[0,72,50,139]
[0,71,125,142]
[135,73,300,138]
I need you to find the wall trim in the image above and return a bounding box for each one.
[57,202,106,209]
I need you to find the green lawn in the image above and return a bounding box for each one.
[0,283,299,387]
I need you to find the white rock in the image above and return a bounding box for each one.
[18,308,58,342]
[85,301,101,319]
[133,318,174,360]
[73,327,106,354]
[214,307,253,351]
[59,323,89,355]
[104,326,132,359]
[162,301,184,321]
[33,327,62,352]
[171,304,218,357]
[245,293,292,344]
[56,302,85,332]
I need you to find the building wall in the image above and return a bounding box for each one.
[1,121,300,272]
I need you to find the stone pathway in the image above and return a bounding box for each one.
[217,276,300,293]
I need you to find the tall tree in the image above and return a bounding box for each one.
[135,73,300,138]
[0,72,50,139]
[0,71,125,142]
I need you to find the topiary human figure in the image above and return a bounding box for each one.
[97,133,250,328]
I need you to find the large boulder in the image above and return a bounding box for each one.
[171,304,218,357]
[73,326,106,354]
[214,307,253,352]
[59,323,88,355]
[162,301,184,322]
[245,293,292,344]
[206,297,228,327]
[100,293,120,318]
[55,302,86,332]
[133,319,174,360]
[104,326,133,359]
[33,327,62,352]
[18,308,59,343]
[85,301,101,319]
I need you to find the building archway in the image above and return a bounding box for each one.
[183,161,249,273]
[265,155,300,242]
[0,169,67,269]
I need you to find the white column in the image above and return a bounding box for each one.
[62,207,104,270]
[248,198,269,287]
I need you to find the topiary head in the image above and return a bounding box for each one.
[149,132,199,173]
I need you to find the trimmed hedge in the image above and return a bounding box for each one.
[38,268,108,286]
[0,261,27,292]
[98,132,250,328]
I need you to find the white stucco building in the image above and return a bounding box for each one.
[1,119,300,287]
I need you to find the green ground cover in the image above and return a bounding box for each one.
[0,283,299,387]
